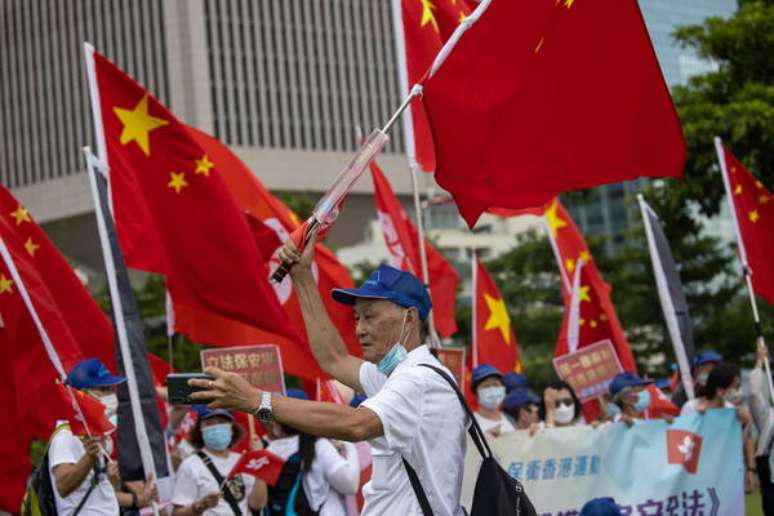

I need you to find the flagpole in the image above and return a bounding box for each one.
[567,259,584,354]
[471,247,478,368]
[410,164,440,348]
[83,149,160,515]
[541,215,572,294]
[714,136,774,403]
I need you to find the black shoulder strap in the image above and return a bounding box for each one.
[197,451,242,516]
[402,458,434,516]
[72,464,100,516]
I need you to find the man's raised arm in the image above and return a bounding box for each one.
[280,236,364,391]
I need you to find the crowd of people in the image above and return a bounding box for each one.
[38,250,774,515]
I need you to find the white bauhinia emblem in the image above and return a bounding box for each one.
[247,456,271,470]
[377,210,415,273]
[264,218,319,304]
[677,435,695,462]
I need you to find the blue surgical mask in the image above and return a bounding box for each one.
[377,311,410,376]
[202,423,233,451]
[606,403,621,416]
[634,390,651,412]
[478,386,506,410]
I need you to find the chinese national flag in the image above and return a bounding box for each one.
[473,258,521,373]
[167,127,361,381]
[371,161,459,337]
[88,49,298,343]
[421,0,685,227]
[229,450,285,485]
[0,188,116,372]
[396,0,472,171]
[720,146,774,305]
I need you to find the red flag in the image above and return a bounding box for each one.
[168,127,361,381]
[719,144,774,305]
[87,48,298,342]
[421,0,685,227]
[0,341,30,513]
[644,384,679,420]
[0,186,116,372]
[473,258,521,373]
[229,450,285,485]
[316,378,345,405]
[370,161,459,337]
[394,0,472,171]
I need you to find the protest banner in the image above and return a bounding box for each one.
[461,410,743,515]
[200,344,286,395]
[435,348,466,387]
[553,339,623,402]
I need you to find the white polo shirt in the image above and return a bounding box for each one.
[359,345,467,516]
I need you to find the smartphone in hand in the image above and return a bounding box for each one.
[167,373,214,405]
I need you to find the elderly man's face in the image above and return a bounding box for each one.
[354,299,409,364]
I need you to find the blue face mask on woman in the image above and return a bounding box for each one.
[633,389,651,412]
[377,310,411,376]
[202,423,233,451]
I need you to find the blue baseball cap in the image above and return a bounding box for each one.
[503,372,529,393]
[65,358,126,390]
[654,378,672,391]
[286,388,308,401]
[471,364,503,390]
[580,497,622,516]
[609,372,653,398]
[503,388,541,413]
[199,408,234,421]
[331,264,432,321]
[693,350,723,368]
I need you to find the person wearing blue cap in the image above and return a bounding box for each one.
[172,407,264,515]
[672,350,723,409]
[608,372,654,424]
[503,388,543,434]
[48,358,127,515]
[579,497,623,515]
[471,364,516,436]
[192,239,468,516]
[502,372,530,394]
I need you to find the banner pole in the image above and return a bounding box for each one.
[714,136,774,404]
[471,247,478,368]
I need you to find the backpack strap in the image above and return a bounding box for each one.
[197,451,242,515]
[72,463,100,516]
[402,458,434,516]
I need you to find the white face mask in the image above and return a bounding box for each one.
[695,372,709,386]
[95,393,119,426]
[554,403,575,425]
[478,386,506,410]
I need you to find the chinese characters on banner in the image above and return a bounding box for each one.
[553,339,623,402]
[201,345,286,395]
[435,348,466,387]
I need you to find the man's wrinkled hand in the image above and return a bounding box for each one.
[189,367,262,413]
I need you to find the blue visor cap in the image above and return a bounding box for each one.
[199,408,234,421]
[580,497,622,516]
[609,372,653,398]
[502,372,530,393]
[503,388,541,412]
[693,350,723,368]
[331,264,432,320]
[65,358,126,390]
[472,364,503,390]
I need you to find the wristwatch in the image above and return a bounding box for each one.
[255,391,273,423]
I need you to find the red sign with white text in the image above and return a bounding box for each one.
[200,344,286,395]
[553,339,622,402]
[435,348,466,387]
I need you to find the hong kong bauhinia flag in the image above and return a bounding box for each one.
[229,450,285,485]
[84,46,298,342]
[420,0,685,227]
[473,258,521,373]
[391,0,471,171]
[370,160,459,337]
[716,139,774,306]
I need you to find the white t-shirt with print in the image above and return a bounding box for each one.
[359,345,467,516]
[172,450,256,515]
[48,425,120,516]
[474,412,516,435]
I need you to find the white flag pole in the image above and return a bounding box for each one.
[471,248,479,369]
[638,195,695,400]
[714,137,774,404]
[567,259,584,354]
[541,215,572,295]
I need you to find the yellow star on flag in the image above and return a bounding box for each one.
[599,313,608,322]
[565,258,575,274]
[589,319,598,328]
[756,181,764,189]
[483,293,512,344]
[579,318,586,326]
[545,201,567,237]
[0,274,13,295]
[195,155,214,176]
[167,172,189,194]
[458,11,467,24]
[9,205,31,226]
[24,238,40,257]
[419,0,439,33]
[578,285,591,302]
[734,184,742,195]
[760,195,770,205]
[579,250,592,263]
[113,94,169,156]
[749,210,760,223]
[564,0,576,8]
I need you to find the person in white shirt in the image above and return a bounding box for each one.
[471,364,516,437]
[542,380,583,428]
[749,342,774,515]
[191,253,468,516]
[255,388,360,515]
[172,408,262,515]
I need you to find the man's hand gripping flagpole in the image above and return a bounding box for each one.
[271,86,422,283]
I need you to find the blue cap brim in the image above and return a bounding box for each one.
[93,375,126,387]
[331,287,390,305]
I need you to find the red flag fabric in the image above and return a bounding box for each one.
[88,49,298,343]
[168,127,360,381]
[421,0,685,227]
[473,258,522,373]
[720,146,774,305]
[644,384,680,420]
[0,187,116,372]
[370,161,459,337]
[316,378,345,405]
[229,450,285,485]
[0,340,30,513]
[395,0,472,171]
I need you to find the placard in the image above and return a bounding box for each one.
[435,347,466,387]
[200,344,286,395]
[552,339,622,402]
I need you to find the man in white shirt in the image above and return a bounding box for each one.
[192,244,467,516]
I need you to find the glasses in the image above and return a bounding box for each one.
[556,398,574,407]
[525,404,539,414]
